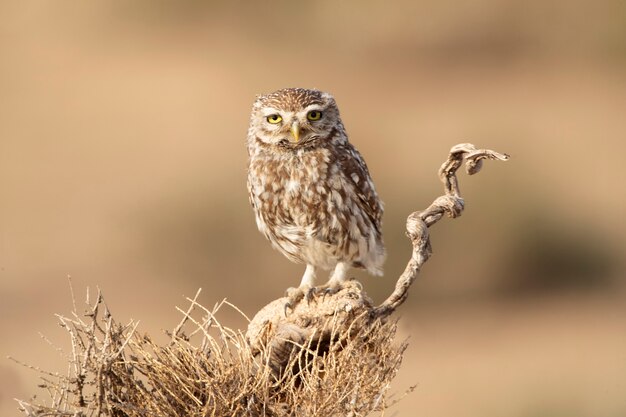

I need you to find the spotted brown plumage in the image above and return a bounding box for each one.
[246,88,385,300]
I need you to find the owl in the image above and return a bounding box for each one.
[246,88,385,305]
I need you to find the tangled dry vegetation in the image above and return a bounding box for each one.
[15,288,406,417]
[14,144,508,416]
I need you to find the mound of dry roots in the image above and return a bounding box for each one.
[14,144,508,417]
[15,288,406,417]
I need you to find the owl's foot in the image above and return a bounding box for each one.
[315,278,362,300]
[284,286,316,315]
[315,279,347,300]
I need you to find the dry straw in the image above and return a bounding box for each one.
[13,144,508,416]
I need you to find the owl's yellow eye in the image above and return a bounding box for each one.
[267,114,282,124]
[307,110,322,121]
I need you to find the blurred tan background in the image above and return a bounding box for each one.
[1,1,625,416]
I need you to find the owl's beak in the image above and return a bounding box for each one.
[289,122,300,143]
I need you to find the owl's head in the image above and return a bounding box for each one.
[248,88,342,149]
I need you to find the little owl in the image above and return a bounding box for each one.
[246,88,385,305]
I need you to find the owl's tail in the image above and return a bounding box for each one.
[364,235,386,276]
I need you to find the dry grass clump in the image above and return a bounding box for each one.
[15,287,407,417]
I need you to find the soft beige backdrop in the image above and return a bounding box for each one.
[1,1,625,416]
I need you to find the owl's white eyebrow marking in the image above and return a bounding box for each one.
[261,107,283,116]
[303,104,325,112]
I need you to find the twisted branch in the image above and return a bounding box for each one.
[373,143,509,317]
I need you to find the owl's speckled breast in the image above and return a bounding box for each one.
[248,147,333,258]
[248,143,383,272]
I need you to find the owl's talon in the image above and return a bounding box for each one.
[316,281,344,301]
[305,287,317,304]
[322,287,335,301]
[283,286,309,315]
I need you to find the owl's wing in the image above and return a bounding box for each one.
[339,143,383,233]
